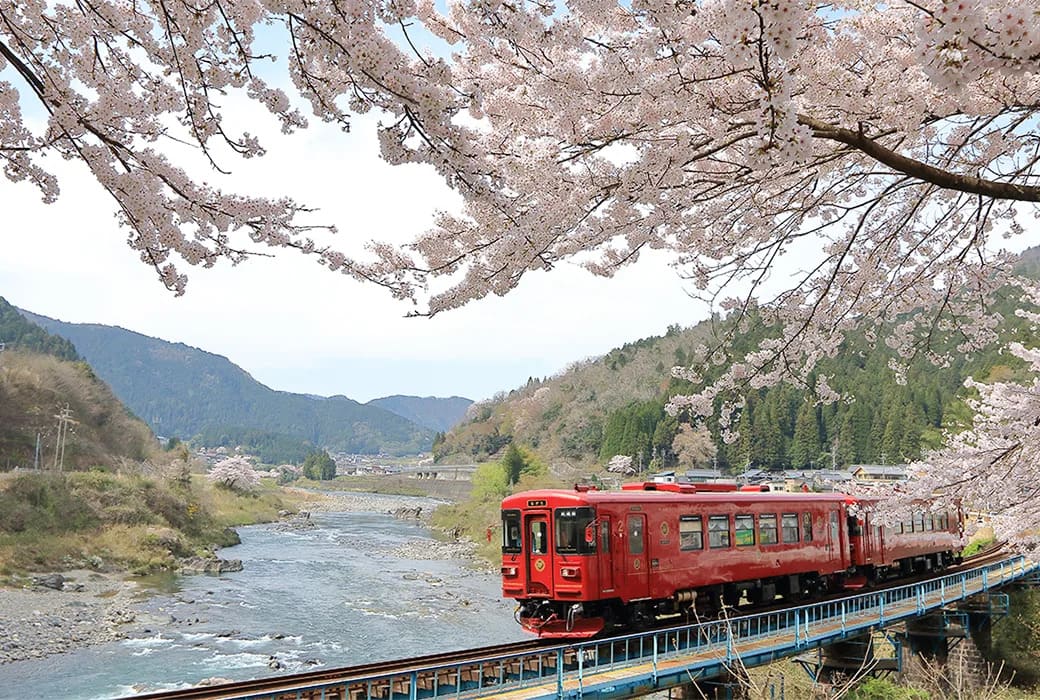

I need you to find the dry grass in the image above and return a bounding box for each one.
[0,471,290,579]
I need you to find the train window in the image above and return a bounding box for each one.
[926,515,934,532]
[502,510,522,554]
[628,516,644,555]
[530,521,548,554]
[555,507,596,554]
[914,513,924,533]
[760,514,778,545]
[679,515,703,551]
[782,514,799,544]
[802,512,813,542]
[708,515,730,548]
[939,513,948,530]
[735,515,755,546]
[601,519,610,553]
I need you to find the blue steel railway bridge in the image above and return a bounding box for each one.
[129,550,1037,700]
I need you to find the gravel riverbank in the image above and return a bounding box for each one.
[0,490,472,666]
[282,488,441,515]
[0,570,144,665]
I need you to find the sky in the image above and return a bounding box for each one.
[0,105,711,403]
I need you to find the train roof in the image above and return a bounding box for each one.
[501,486,856,509]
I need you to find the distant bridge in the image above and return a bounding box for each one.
[395,464,479,481]
[129,553,1037,700]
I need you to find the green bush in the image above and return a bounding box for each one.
[0,474,98,533]
[962,536,995,558]
[847,677,929,700]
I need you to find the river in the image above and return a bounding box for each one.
[0,500,525,699]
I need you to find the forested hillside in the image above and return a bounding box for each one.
[0,350,156,471]
[437,262,1039,473]
[367,395,473,432]
[0,297,79,361]
[20,311,435,459]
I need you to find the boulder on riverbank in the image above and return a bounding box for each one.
[390,506,423,519]
[179,556,244,575]
[32,573,67,591]
[274,510,316,531]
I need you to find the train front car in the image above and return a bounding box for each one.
[500,487,606,638]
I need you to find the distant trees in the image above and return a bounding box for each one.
[671,424,715,471]
[788,402,821,469]
[302,450,337,481]
[502,444,525,486]
[208,457,262,494]
[471,442,547,502]
[275,463,303,485]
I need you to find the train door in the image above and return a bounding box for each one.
[598,515,615,594]
[524,511,554,596]
[829,510,844,569]
[864,513,881,564]
[626,513,650,599]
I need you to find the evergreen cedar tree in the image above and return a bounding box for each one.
[3,1,1040,545]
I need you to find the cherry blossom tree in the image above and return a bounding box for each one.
[672,423,717,470]
[606,454,636,475]
[208,456,262,494]
[4,1,1040,531]
[896,285,1040,551]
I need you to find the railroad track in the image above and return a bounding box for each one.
[125,544,1011,700]
[127,639,553,700]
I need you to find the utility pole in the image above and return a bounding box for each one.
[52,405,77,471]
[34,433,41,471]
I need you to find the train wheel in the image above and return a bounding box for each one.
[722,584,741,608]
[745,586,764,606]
[600,605,618,634]
[627,603,652,631]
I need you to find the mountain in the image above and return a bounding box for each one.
[0,298,156,469]
[19,311,435,459]
[367,395,473,432]
[438,262,1040,473]
[0,297,79,361]
[435,322,716,467]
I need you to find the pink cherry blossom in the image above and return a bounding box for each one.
[4,0,1040,538]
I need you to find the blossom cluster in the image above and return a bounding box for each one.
[4,0,1040,536]
[208,456,262,494]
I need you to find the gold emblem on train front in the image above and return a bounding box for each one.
[535,559,545,571]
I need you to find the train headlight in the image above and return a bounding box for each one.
[501,566,518,576]
[560,567,580,579]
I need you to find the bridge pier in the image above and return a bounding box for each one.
[897,593,1008,691]
[668,665,751,699]
[793,631,899,686]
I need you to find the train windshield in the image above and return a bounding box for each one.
[554,507,596,554]
[502,510,522,554]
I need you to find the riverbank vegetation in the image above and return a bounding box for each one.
[0,469,289,584]
[430,444,560,562]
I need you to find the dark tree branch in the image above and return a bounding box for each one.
[800,114,1040,202]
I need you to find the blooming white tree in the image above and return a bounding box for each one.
[5,2,1040,529]
[606,454,636,475]
[897,286,1040,551]
[208,456,262,494]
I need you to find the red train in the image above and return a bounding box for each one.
[499,482,961,638]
